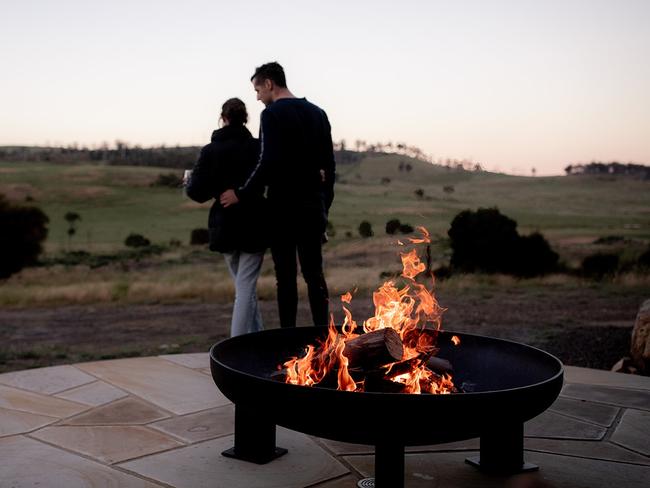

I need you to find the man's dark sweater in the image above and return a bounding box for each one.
[236,98,335,219]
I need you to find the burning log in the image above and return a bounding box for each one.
[343,328,404,370]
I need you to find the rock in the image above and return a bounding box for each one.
[611,356,637,374]
[630,299,650,374]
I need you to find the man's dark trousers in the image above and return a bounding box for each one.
[271,221,329,328]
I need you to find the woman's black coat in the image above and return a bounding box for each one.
[186,125,267,253]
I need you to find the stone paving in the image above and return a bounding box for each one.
[0,354,648,487]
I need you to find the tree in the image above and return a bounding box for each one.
[358,221,373,238]
[385,219,401,235]
[448,208,558,277]
[0,195,49,278]
[124,233,150,248]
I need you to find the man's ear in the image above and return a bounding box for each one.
[265,79,274,91]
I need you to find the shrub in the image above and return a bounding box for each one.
[399,223,414,234]
[581,253,619,280]
[0,195,49,278]
[358,221,373,238]
[190,228,210,245]
[443,185,455,194]
[593,235,625,245]
[511,232,559,277]
[448,208,520,274]
[448,208,558,277]
[124,233,151,248]
[638,246,650,270]
[414,188,424,199]
[385,219,401,235]
[380,177,391,185]
[151,173,183,188]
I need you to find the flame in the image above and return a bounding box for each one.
[451,336,461,346]
[281,226,456,395]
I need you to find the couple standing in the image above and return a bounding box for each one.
[186,62,335,336]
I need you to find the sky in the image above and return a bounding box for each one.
[1,0,649,175]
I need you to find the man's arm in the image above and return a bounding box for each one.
[321,111,336,211]
[235,109,279,203]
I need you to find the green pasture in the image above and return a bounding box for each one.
[1,157,649,256]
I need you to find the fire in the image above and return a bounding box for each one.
[451,335,461,346]
[282,227,456,394]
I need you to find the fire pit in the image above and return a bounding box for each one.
[209,327,563,488]
[210,228,563,487]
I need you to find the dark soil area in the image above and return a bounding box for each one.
[1,284,647,374]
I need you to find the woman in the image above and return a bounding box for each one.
[186,98,266,336]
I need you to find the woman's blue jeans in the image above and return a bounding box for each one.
[223,251,264,337]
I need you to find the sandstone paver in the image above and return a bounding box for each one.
[61,397,171,426]
[0,406,58,437]
[149,403,234,442]
[610,408,650,456]
[119,427,349,488]
[0,365,96,395]
[564,366,650,390]
[549,396,619,426]
[0,435,164,487]
[159,353,210,369]
[525,438,650,465]
[344,449,650,488]
[76,357,230,415]
[561,383,650,410]
[55,380,128,406]
[0,384,88,418]
[31,425,184,464]
[525,410,607,440]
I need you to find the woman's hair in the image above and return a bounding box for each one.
[221,98,248,126]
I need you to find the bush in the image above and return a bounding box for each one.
[380,177,391,185]
[414,188,425,199]
[190,228,210,245]
[448,208,558,277]
[385,219,401,235]
[511,232,559,277]
[124,233,151,248]
[581,253,619,280]
[326,220,336,238]
[443,185,455,194]
[399,223,414,234]
[151,173,183,188]
[638,246,650,270]
[358,221,373,238]
[0,195,49,278]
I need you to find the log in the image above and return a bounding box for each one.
[343,328,404,370]
[427,356,453,374]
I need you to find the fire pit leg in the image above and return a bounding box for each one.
[465,423,538,473]
[221,404,288,464]
[374,442,405,488]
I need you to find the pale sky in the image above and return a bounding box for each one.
[1,0,649,175]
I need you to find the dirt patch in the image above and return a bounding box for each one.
[1,285,647,374]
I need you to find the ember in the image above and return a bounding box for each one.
[282,227,458,394]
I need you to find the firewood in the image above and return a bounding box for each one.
[343,328,404,370]
[427,356,453,374]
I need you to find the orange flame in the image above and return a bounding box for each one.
[451,336,461,346]
[282,227,455,395]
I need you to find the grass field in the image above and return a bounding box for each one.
[1,156,649,372]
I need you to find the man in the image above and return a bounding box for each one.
[220,62,336,327]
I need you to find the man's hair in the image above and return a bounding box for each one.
[221,98,248,126]
[251,62,287,88]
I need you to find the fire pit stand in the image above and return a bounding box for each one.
[210,328,563,488]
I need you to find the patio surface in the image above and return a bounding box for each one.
[0,353,648,487]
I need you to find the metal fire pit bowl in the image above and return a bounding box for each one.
[210,327,563,488]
